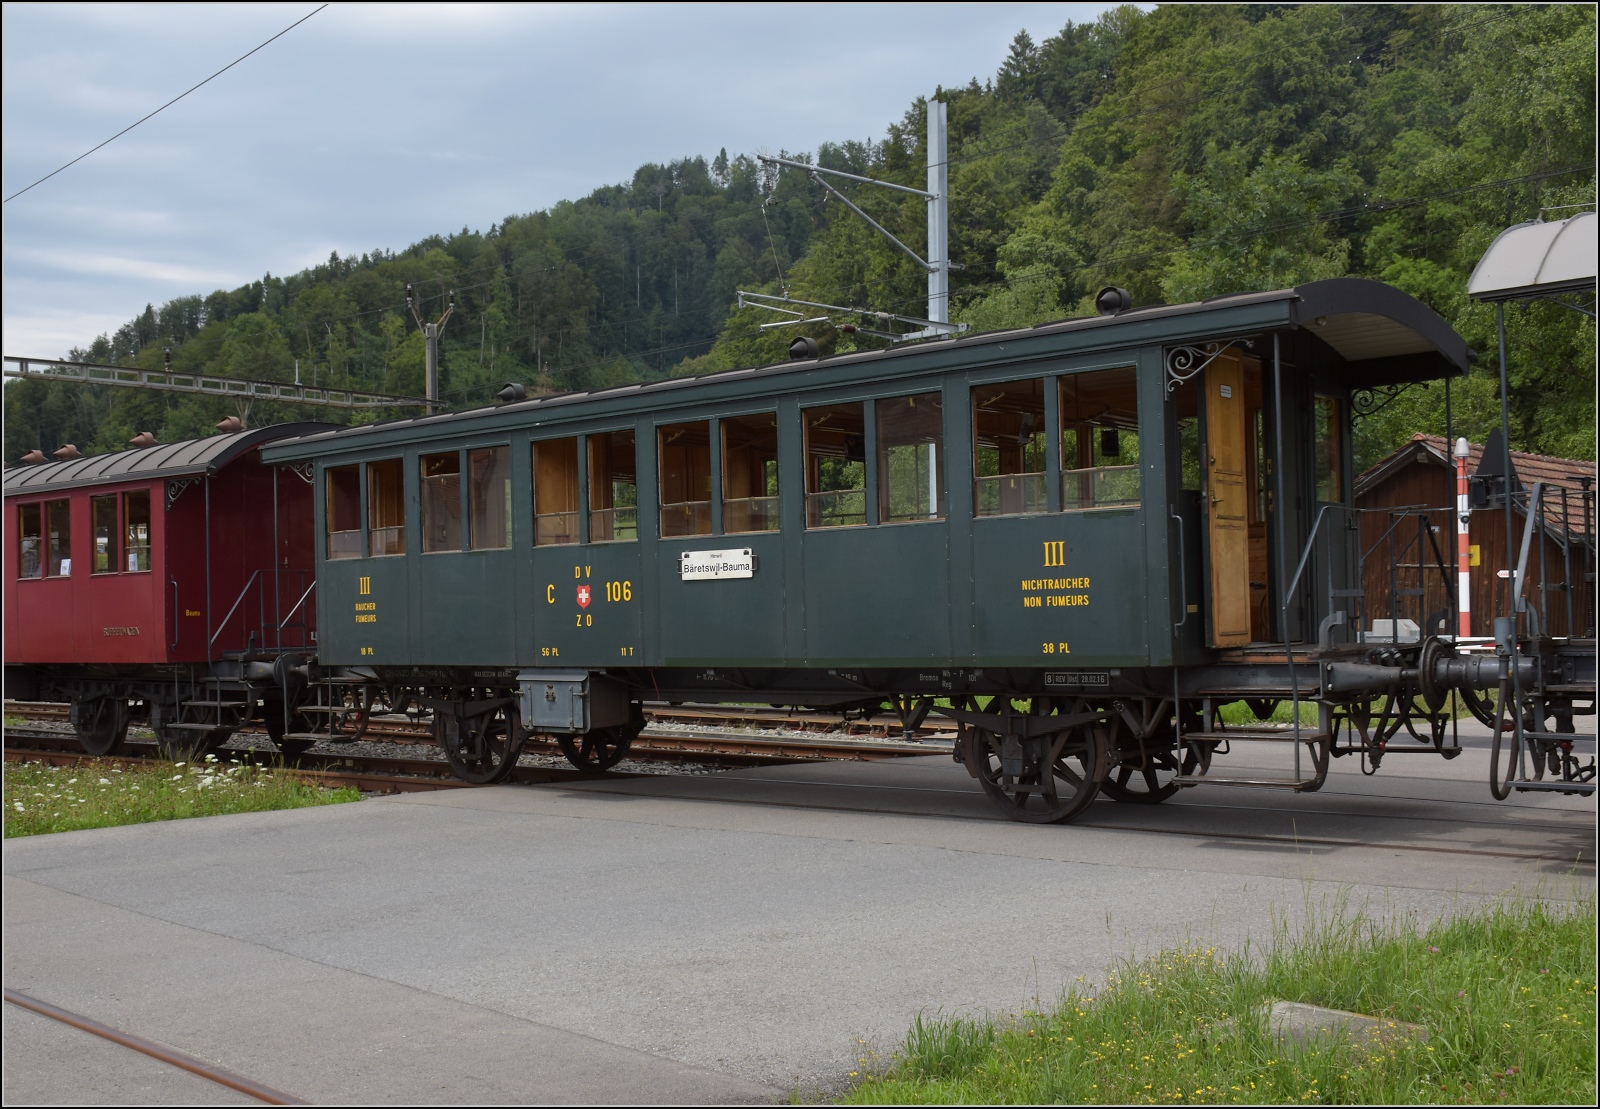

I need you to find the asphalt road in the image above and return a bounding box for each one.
[4,721,1593,1104]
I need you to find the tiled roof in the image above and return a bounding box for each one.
[1358,433,1595,536]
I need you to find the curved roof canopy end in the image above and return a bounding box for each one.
[1468,212,1596,302]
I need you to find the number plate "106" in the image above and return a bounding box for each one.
[680,549,755,581]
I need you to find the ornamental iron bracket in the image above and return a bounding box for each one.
[284,461,314,485]
[166,478,199,507]
[1164,339,1254,394]
[1351,381,1422,423]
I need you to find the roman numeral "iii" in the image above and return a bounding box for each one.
[1043,541,1064,567]
[359,576,371,595]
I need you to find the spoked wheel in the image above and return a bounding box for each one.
[973,702,1107,824]
[70,697,129,757]
[1102,741,1209,804]
[437,702,525,784]
[557,704,645,774]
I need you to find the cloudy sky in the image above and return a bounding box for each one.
[2,2,1120,359]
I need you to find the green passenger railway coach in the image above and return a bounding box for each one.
[254,277,1590,820]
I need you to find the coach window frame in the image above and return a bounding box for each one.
[971,377,1050,519]
[657,418,715,538]
[325,463,363,560]
[466,442,513,551]
[800,397,876,529]
[366,457,406,557]
[16,500,44,580]
[90,493,120,575]
[532,434,583,547]
[587,427,639,544]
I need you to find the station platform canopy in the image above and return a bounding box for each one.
[1467,211,1596,303]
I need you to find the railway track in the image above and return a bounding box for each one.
[3,700,951,769]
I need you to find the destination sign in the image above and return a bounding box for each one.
[680,548,755,581]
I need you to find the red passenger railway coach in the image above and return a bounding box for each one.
[4,425,326,756]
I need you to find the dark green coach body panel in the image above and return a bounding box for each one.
[264,281,1467,678]
[532,542,644,666]
[970,509,1147,667]
[658,532,787,666]
[802,522,951,665]
[417,549,516,665]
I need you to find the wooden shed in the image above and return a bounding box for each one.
[1355,433,1595,639]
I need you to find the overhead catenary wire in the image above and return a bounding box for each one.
[120,5,1534,341]
[3,4,328,204]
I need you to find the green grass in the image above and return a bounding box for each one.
[842,897,1596,1105]
[3,755,361,837]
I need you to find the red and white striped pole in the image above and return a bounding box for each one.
[1454,437,1472,637]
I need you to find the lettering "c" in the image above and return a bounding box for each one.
[546,584,555,604]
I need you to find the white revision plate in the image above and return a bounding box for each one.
[681,549,754,580]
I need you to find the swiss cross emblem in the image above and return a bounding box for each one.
[576,585,592,608]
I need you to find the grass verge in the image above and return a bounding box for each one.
[842,896,1596,1105]
[4,755,361,837]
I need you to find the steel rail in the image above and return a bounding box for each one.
[3,988,307,1105]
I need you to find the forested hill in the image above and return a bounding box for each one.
[5,3,1593,468]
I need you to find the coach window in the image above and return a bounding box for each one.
[878,393,944,522]
[1314,395,1343,503]
[973,379,1047,517]
[659,421,712,537]
[804,403,867,528]
[722,413,779,533]
[17,503,42,579]
[91,495,119,574]
[1060,369,1140,510]
[468,446,512,550]
[533,438,579,546]
[367,458,405,556]
[420,452,463,553]
[588,430,637,543]
[47,500,72,576]
[326,465,362,559]
[123,490,151,572]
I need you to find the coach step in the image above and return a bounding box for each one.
[1171,774,1323,791]
[1183,729,1331,744]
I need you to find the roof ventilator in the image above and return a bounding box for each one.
[496,383,528,405]
[788,336,820,360]
[1095,286,1132,316]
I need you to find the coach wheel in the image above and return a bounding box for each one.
[71,697,129,757]
[557,703,645,774]
[973,714,1107,824]
[437,702,524,785]
[1102,740,1209,805]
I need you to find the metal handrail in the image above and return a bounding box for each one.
[210,570,266,651]
[208,569,316,652]
[281,579,316,628]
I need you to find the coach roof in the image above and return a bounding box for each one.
[3,423,331,496]
[260,278,1467,462]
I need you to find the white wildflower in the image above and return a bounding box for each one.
[99,778,111,785]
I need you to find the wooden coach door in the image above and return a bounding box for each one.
[1206,357,1252,646]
